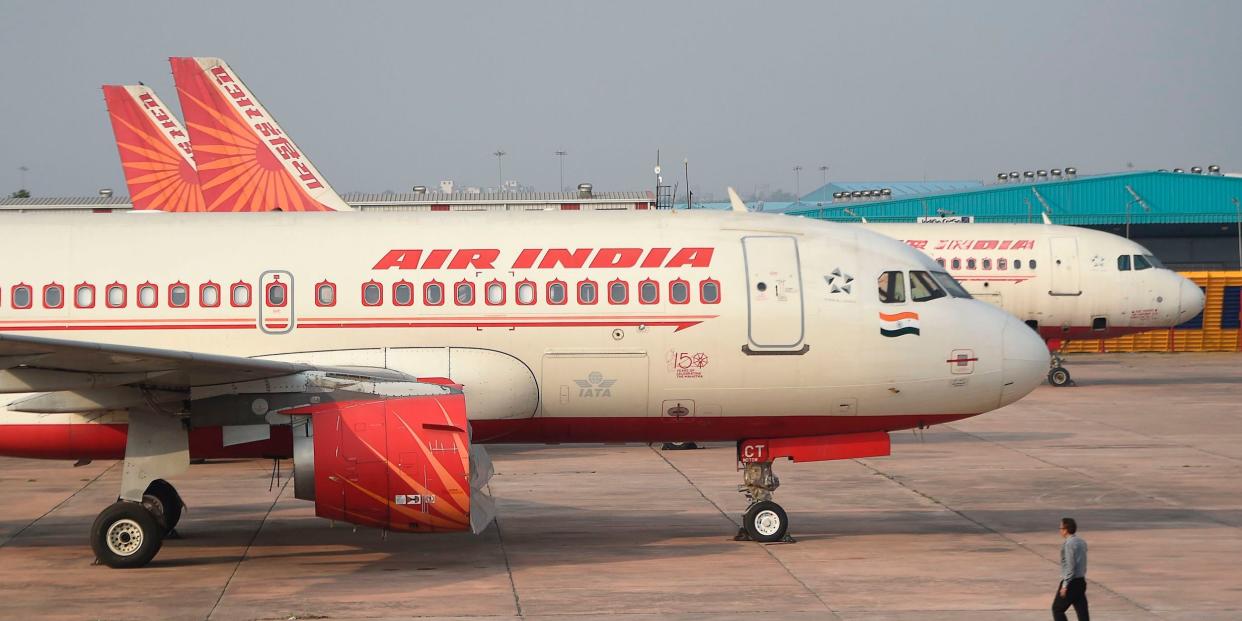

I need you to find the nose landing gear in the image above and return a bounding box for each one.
[734,461,793,543]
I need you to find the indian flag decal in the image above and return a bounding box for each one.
[879,311,920,337]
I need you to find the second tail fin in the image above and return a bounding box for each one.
[102,85,206,212]
[169,56,352,212]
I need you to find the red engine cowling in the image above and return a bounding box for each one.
[291,390,484,533]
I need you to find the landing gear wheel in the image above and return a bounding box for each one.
[1048,367,1072,387]
[661,441,699,450]
[90,501,164,568]
[742,500,789,543]
[143,479,184,536]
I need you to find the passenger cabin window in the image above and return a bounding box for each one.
[608,279,628,305]
[577,280,597,305]
[393,281,414,306]
[1118,255,1131,271]
[1133,255,1153,270]
[315,281,335,307]
[1030,259,1038,269]
[700,279,721,304]
[936,258,946,267]
[909,271,947,302]
[982,258,992,270]
[266,281,287,307]
[424,281,444,306]
[670,279,690,304]
[169,283,190,308]
[362,281,383,306]
[485,280,505,305]
[966,258,977,270]
[12,285,31,309]
[106,283,126,308]
[546,280,567,305]
[231,282,252,307]
[877,271,906,303]
[998,258,1008,271]
[516,280,536,305]
[455,281,475,305]
[74,284,95,309]
[137,283,157,308]
[951,258,962,270]
[43,284,64,309]
[639,279,659,304]
[200,282,221,307]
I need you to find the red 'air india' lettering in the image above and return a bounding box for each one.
[666,248,713,268]
[447,249,499,270]
[641,248,671,268]
[538,249,592,269]
[511,248,540,269]
[421,249,451,270]
[372,250,423,270]
[590,248,643,268]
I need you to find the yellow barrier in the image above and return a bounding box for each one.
[1062,271,1242,353]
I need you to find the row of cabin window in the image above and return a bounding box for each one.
[4,278,722,310]
[5,281,281,310]
[346,278,722,308]
[935,257,1037,271]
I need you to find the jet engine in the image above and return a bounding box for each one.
[290,384,495,534]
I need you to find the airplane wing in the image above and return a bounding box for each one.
[0,333,428,413]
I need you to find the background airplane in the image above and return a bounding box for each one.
[0,207,1048,567]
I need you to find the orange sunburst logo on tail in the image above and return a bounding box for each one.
[169,56,351,212]
[102,85,205,212]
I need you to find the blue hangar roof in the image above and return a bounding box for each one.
[800,180,983,203]
[785,171,1242,226]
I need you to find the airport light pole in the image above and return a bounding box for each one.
[819,165,829,200]
[793,165,803,199]
[555,150,567,192]
[493,150,506,192]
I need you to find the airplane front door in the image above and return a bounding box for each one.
[1048,238,1082,296]
[742,236,806,352]
[259,270,295,334]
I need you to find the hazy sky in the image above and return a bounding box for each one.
[2,1,1240,198]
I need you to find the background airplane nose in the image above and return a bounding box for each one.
[1178,277,1206,323]
[1000,315,1049,407]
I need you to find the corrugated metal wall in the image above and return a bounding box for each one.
[1063,271,1242,353]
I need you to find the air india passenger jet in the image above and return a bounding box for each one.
[0,208,1049,568]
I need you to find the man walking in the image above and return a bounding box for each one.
[1053,517,1089,621]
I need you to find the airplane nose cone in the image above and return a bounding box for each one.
[1000,315,1049,408]
[1178,278,1205,323]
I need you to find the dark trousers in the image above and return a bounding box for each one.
[1052,577,1089,621]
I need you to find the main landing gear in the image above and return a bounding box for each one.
[733,461,793,543]
[90,479,185,569]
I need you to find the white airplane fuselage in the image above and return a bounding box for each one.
[866,223,1204,342]
[0,210,1047,458]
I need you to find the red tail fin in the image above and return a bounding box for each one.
[169,57,352,212]
[102,85,206,212]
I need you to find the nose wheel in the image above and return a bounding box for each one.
[733,461,795,543]
[91,501,164,569]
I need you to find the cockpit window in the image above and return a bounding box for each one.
[932,271,973,299]
[1118,255,1131,271]
[909,271,947,302]
[1142,254,1163,268]
[877,271,906,304]
[1133,254,1153,270]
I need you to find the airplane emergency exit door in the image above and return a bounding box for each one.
[742,236,805,351]
[1049,238,1082,296]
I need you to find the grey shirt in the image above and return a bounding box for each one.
[1061,534,1088,584]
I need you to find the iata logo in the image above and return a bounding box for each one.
[575,372,617,397]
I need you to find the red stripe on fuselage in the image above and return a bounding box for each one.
[0,414,974,460]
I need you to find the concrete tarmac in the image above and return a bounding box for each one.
[0,353,1239,620]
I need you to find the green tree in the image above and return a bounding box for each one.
[9,189,30,199]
